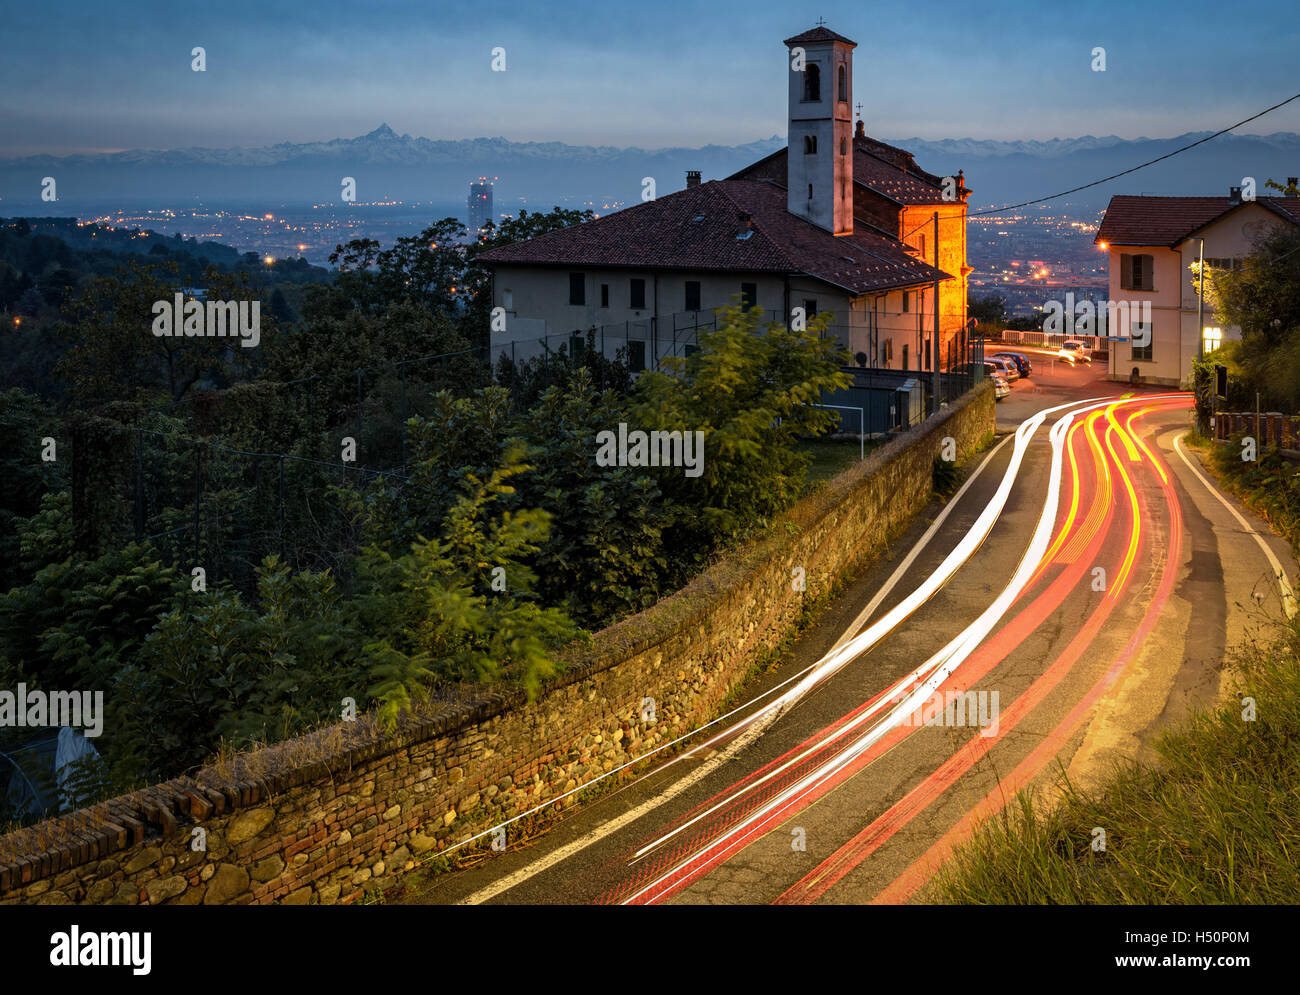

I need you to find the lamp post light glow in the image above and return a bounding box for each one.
[1196,237,1206,363]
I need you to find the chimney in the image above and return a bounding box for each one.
[686,170,701,189]
[1229,185,1242,205]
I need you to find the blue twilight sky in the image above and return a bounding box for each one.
[2,0,1298,156]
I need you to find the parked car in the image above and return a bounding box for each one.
[1058,340,1093,364]
[991,351,1032,378]
[949,361,1011,400]
[987,356,1020,382]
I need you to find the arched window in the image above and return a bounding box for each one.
[803,135,817,155]
[808,183,813,200]
[838,65,848,102]
[803,64,820,102]
[840,136,847,156]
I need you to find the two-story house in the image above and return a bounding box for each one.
[1095,189,1300,386]
[477,24,972,375]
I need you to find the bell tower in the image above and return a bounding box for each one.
[783,24,856,235]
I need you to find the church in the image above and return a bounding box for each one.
[479,24,971,374]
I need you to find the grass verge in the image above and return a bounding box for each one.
[1202,436,1300,556]
[928,616,1300,904]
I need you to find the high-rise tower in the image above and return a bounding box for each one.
[468,178,494,237]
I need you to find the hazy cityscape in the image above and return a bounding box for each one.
[9,192,1105,319]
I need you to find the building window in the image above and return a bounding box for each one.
[627,340,646,372]
[569,272,585,306]
[684,344,699,358]
[685,280,701,311]
[838,65,848,102]
[840,137,847,156]
[1205,258,1243,271]
[600,283,609,307]
[808,183,813,200]
[803,64,820,102]
[804,135,817,155]
[630,278,646,310]
[1131,322,1153,361]
[740,282,757,309]
[503,289,513,311]
[803,299,818,321]
[1203,326,1223,352]
[1120,253,1154,292]
[569,334,585,355]
[902,343,909,370]
[902,291,910,313]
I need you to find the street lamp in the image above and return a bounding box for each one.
[1195,237,1206,362]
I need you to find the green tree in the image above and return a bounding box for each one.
[968,293,1007,328]
[0,388,64,589]
[631,303,849,549]
[1202,221,1300,411]
[511,370,669,625]
[356,445,582,726]
[56,262,251,406]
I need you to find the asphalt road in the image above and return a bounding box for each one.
[407,350,1297,905]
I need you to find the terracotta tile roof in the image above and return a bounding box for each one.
[1096,195,1300,246]
[477,179,949,295]
[854,135,925,174]
[730,141,949,206]
[1263,197,1300,227]
[854,148,947,204]
[783,26,857,47]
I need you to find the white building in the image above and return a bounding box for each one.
[477,24,972,374]
[1095,189,1300,386]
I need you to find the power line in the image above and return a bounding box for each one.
[968,91,1300,218]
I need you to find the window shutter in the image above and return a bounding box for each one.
[1140,255,1153,291]
[1120,254,1132,290]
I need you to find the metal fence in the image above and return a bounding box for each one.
[998,329,1110,354]
[819,336,986,437]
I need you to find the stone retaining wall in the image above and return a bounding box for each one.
[0,384,994,905]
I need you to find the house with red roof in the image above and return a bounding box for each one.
[1095,188,1300,386]
[477,25,972,374]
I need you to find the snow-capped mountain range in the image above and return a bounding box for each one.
[3,125,1297,212]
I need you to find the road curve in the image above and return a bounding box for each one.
[408,367,1296,906]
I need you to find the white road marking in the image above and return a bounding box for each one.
[454,394,1133,904]
[829,434,1016,652]
[624,396,1180,901]
[1172,433,1296,618]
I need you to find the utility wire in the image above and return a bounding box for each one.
[968,91,1300,217]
